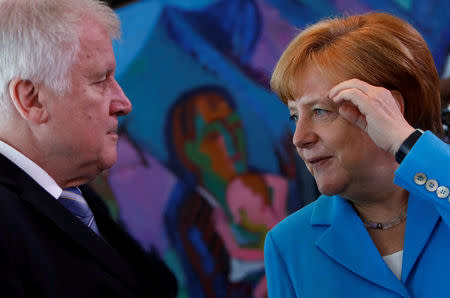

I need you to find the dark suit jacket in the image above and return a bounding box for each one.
[0,153,177,298]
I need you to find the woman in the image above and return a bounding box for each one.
[264,12,449,298]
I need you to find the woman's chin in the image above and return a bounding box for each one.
[317,182,346,197]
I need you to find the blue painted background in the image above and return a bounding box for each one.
[92,1,450,297]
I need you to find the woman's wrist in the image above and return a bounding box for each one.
[395,129,424,164]
[389,126,416,155]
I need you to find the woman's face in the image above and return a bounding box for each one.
[288,68,393,198]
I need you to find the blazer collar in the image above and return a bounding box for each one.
[0,153,140,293]
[311,196,410,297]
[401,191,440,282]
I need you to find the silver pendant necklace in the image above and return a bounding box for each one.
[359,208,407,230]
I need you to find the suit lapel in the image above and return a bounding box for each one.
[401,192,440,282]
[313,197,409,297]
[0,154,140,293]
[24,182,141,292]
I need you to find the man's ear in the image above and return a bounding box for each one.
[8,78,49,123]
[391,90,405,115]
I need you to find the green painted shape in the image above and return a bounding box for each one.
[393,0,412,10]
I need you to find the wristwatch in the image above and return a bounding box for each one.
[395,129,424,164]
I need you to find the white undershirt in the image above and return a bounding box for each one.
[382,250,403,280]
[0,140,62,199]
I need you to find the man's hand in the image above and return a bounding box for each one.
[328,79,415,154]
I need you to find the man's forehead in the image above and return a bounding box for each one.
[74,21,115,71]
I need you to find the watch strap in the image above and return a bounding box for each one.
[395,129,424,164]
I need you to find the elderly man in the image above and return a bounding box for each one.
[0,0,176,297]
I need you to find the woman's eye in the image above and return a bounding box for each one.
[313,108,328,116]
[289,114,298,122]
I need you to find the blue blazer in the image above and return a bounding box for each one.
[264,132,450,297]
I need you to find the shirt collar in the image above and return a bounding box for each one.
[0,140,62,199]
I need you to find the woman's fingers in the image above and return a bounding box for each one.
[327,78,414,154]
[328,78,373,98]
[330,87,371,117]
[338,103,367,131]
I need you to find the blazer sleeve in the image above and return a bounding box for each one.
[264,232,297,298]
[394,131,450,225]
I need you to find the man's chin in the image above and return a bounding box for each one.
[98,153,118,173]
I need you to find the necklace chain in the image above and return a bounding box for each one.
[359,208,407,230]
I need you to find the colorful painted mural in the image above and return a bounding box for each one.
[91,0,450,297]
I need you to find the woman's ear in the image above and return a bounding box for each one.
[8,78,49,123]
[390,90,405,115]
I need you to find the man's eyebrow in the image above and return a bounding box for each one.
[88,67,115,80]
[106,65,116,74]
[102,66,115,76]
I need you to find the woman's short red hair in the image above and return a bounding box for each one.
[271,12,442,136]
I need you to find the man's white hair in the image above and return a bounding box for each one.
[0,0,120,117]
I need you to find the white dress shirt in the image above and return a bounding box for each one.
[383,250,403,280]
[0,140,62,199]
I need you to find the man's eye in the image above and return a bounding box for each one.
[94,78,108,88]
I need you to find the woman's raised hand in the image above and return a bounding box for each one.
[328,79,415,154]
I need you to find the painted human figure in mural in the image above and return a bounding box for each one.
[166,85,290,297]
[213,173,288,297]
[168,86,247,214]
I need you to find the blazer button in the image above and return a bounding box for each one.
[414,173,427,185]
[436,186,449,199]
[425,179,438,192]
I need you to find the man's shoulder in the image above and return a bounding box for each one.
[0,179,22,205]
[0,151,33,191]
[0,181,31,238]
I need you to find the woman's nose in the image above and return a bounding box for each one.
[292,118,317,149]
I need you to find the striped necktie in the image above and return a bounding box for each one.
[58,187,100,235]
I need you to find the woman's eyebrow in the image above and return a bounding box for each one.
[290,96,331,108]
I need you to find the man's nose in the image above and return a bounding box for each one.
[110,80,132,116]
